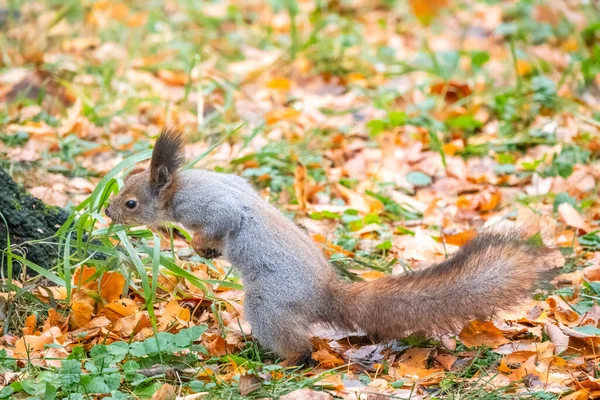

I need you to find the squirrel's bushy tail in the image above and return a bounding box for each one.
[331,230,562,339]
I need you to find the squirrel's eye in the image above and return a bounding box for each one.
[125,200,137,210]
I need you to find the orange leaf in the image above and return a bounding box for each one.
[561,390,590,400]
[100,271,126,302]
[73,265,97,289]
[392,363,442,379]
[459,320,509,348]
[23,314,37,336]
[157,70,188,86]
[70,300,94,329]
[163,299,191,323]
[14,326,62,358]
[99,298,139,322]
[444,230,476,247]
[43,308,64,331]
[294,162,308,213]
[409,0,449,24]
[312,349,345,368]
[478,190,502,212]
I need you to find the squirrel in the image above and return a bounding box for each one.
[105,128,562,363]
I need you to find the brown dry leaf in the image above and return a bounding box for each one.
[23,314,37,336]
[399,347,433,368]
[546,296,580,325]
[205,335,229,356]
[558,203,591,232]
[434,354,457,371]
[544,323,569,354]
[151,383,177,400]
[336,184,384,214]
[430,81,472,104]
[99,271,126,302]
[312,348,345,368]
[459,320,509,348]
[239,374,262,396]
[280,388,333,400]
[583,265,600,281]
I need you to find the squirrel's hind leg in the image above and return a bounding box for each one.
[245,299,313,364]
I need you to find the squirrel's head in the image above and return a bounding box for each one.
[105,128,185,226]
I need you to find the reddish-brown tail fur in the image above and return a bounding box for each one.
[330,230,561,339]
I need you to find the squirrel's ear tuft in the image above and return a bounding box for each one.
[150,127,185,192]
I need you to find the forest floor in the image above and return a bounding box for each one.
[1,0,600,399]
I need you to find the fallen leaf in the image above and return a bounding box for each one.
[151,383,176,400]
[23,314,37,336]
[312,349,345,368]
[459,320,509,348]
[558,203,591,232]
[280,388,333,400]
[99,271,126,302]
[544,323,569,354]
[239,374,262,396]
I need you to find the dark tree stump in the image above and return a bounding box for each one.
[0,167,68,275]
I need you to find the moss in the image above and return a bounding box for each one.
[0,168,68,275]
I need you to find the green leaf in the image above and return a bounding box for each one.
[572,326,600,336]
[174,325,208,348]
[388,111,407,126]
[87,376,111,394]
[553,193,577,212]
[406,171,432,187]
[391,379,405,388]
[366,119,387,137]
[470,51,490,69]
[0,386,14,399]
[106,341,129,361]
[60,360,81,386]
[128,341,147,357]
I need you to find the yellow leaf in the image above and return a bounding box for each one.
[266,77,291,90]
[516,59,532,76]
[264,108,300,125]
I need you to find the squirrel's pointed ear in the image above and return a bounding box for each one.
[154,165,171,190]
[150,128,185,194]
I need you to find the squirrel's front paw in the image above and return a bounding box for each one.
[198,248,222,259]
